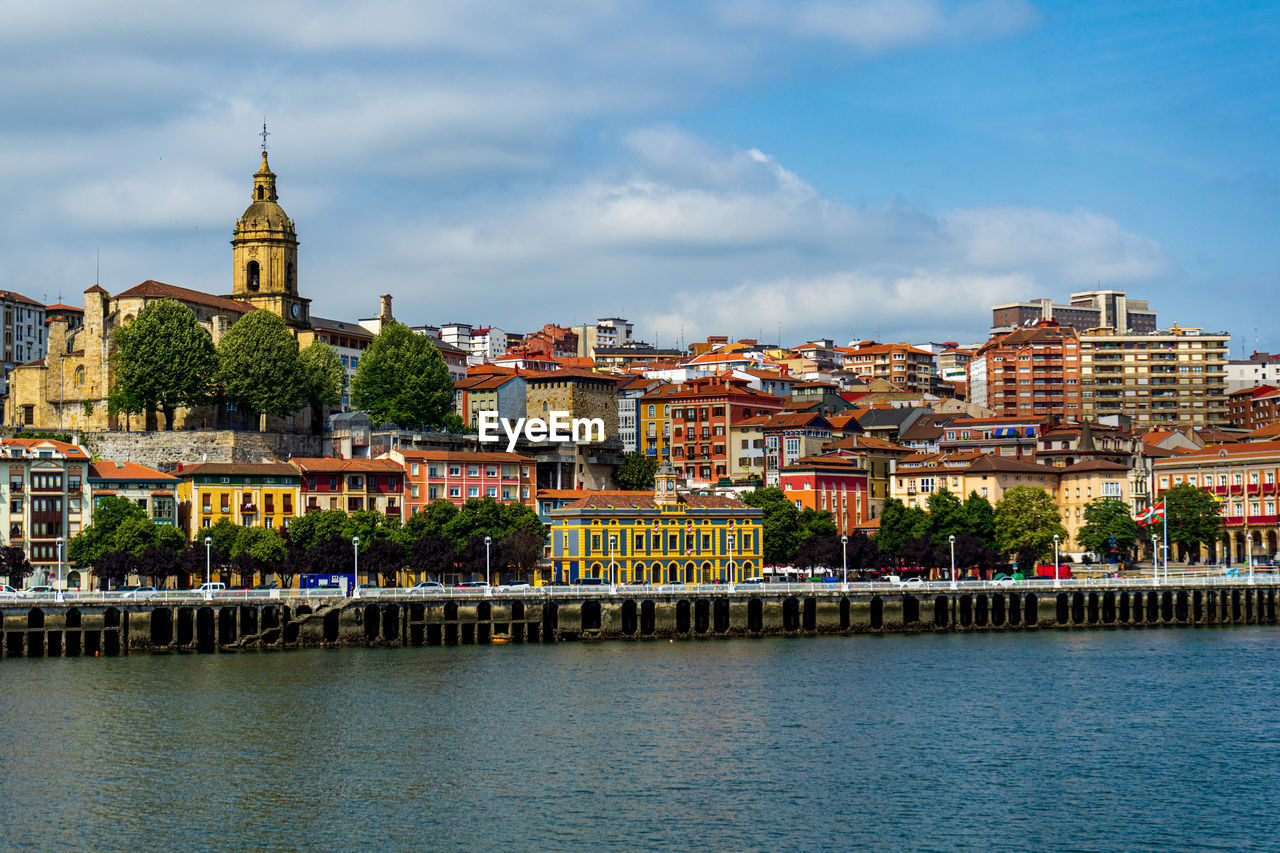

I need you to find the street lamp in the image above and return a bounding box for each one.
[55,537,64,602]
[1151,533,1158,587]
[204,536,212,590]
[728,520,736,585]
[949,534,956,590]
[485,535,492,587]
[842,534,849,585]
[609,534,617,587]
[352,535,360,598]
[1052,534,1060,590]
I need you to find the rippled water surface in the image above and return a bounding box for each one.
[4,629,1280,851]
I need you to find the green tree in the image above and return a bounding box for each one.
[926,487,966,544]
[962,491,997,546]
[285,509,352,552]
[350,321,452,429]
[68,496,148,567]
[742,487,804,565]
[993,486,1068,559]
[400,500,459,546]
[231,526,287,585]
[1161,483,1223,555]
[108,299,218,430]
[298,339,345,435]
[615,452,659,491]
[875,499,910,556]
[1076,498,1139,557]
[218,310,305,426]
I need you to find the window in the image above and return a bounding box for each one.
[411,463,420,477]
[467,465,479,478]
[468,486,479,498]
[448,464,461,477]
[486,487,497,498]
[348,476,364,490]
[1101,481,1122,498]
[448,486,460,498]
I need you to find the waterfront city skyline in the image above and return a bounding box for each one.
[2,1,1277,350]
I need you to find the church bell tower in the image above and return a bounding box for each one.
[230,140,312,328]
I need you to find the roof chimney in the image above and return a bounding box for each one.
[380,293,393,323]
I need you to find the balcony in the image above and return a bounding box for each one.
[240,503,258,514]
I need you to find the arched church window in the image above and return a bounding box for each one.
[73,366,85,388]
[247,261,260,292]
[256,186,265,200]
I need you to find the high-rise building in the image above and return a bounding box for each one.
[1078,326,1230,427]
[967,322,1081,420]
[992,289,1156,334]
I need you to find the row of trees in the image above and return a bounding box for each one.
[65,496,546,588]
[109,301,459,432]
[745,482,1225,575]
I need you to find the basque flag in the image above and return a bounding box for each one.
[1137,502,1166,526]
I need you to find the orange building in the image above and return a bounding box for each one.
[386,449,535,516]
[968,321,1081,419]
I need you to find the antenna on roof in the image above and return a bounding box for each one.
[96,249,100,286]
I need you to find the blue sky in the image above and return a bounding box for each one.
[1,0,1276,353]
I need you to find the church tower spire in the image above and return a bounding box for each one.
[230,140,311,328]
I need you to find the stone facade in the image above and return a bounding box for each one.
[524,370,620,439]
[4,149,320,433]
[80,430,323,474]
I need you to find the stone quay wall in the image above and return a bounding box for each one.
[3,583,1276,659]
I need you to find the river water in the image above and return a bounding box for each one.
[3,629,1280,851]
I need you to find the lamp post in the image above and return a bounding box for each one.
[608,534,617,587]
[949,534,956,590]
[842,534,849,585]
[1052,534,1060,590]
[485,535,492,587]
[1151,533,1158,586]
[56,537,64,602]
[352,535,360,598]
[728,520,736,585]
[204,535,212,590]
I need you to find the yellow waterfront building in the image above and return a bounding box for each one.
[549,462,763,584]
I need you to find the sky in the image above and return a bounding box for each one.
[2,0,1277,353]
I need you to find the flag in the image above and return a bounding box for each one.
[1137,502,1165,526]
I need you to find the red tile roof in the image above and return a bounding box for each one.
[292,458,405,474]
[89,461,179,481]
[557,491,755,511]
[394,450,534,464]
[1,438,89,459]
[114,280,255,315]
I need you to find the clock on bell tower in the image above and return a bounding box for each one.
[229,144,312,329]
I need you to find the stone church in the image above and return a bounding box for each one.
[6,150,325,432]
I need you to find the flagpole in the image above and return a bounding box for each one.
[1162,503,1168,585]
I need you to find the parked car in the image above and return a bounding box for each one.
[901,577,925,587]
[410,581,445,592]
[254,581,279,590]
[740,577,767,584]
[192,582,227,595]
[453,581,490,589]
[574,578,608,586]
[502,580,532,589]
[120,586,159,600]
[0,583,19,600]
[991,574,1015,587]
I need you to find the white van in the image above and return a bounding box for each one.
[193,582,227,596]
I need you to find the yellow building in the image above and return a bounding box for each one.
[549,462,763,584]
[637,383,681,459]
[176,462,301,535]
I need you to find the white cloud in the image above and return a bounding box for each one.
[351,127,1171,343]
[719,0,1039,53]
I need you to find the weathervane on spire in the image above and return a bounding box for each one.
[260,120,270,153]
